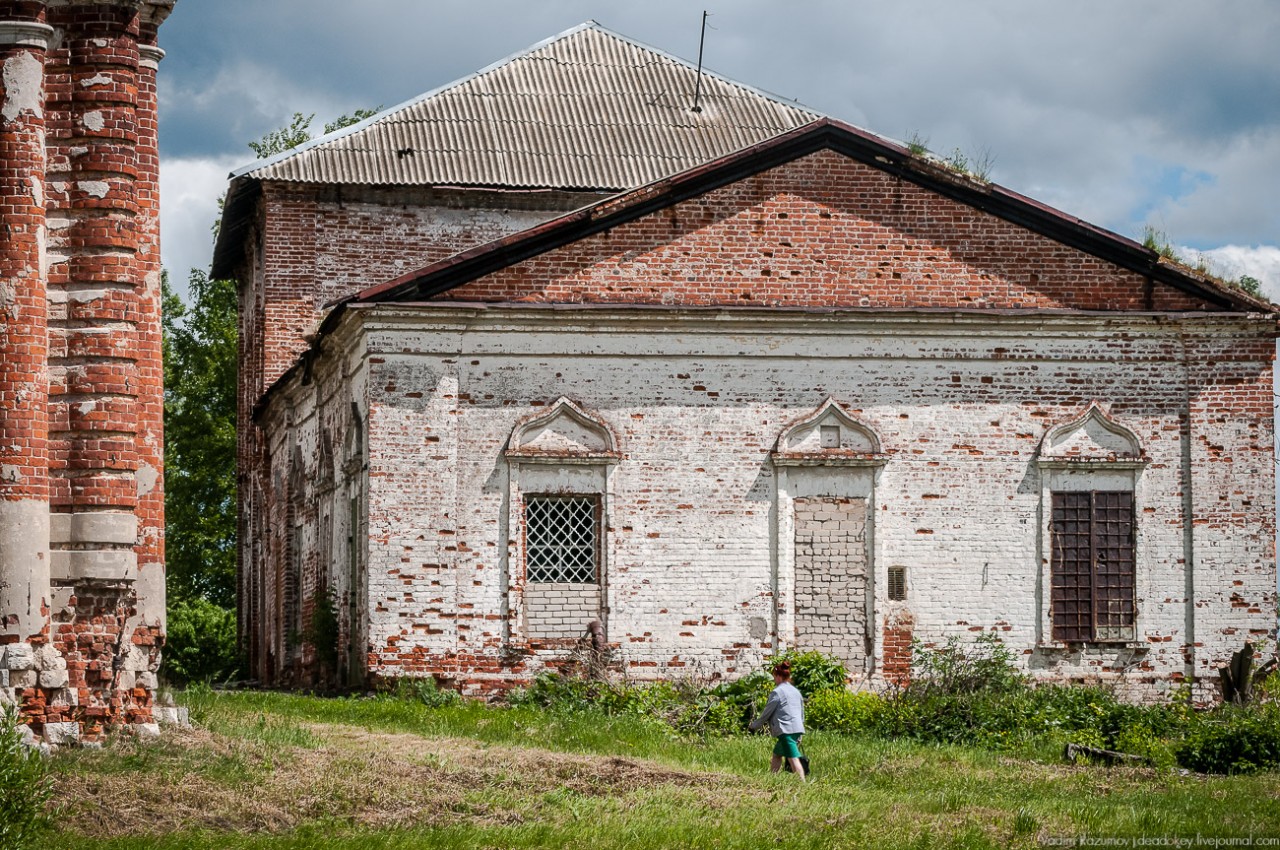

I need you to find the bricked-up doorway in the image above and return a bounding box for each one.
[793,497,870,671]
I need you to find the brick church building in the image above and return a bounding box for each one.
[215,23,1277,701]
[0,0,177,741]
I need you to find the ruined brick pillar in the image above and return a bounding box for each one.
[131,18,165,652]
[0,6,54,653]
[0,0,175,741]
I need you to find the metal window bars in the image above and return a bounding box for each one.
[526,495,599,584]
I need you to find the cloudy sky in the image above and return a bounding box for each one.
[155,0,1280,301]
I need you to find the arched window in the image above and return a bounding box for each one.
[1036,405,1146,645]
[505,398,620,644]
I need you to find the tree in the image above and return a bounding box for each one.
[163,107,378,682]
[163,269,237,606]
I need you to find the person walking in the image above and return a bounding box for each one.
[749,661,806,780]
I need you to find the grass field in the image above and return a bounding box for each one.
[45,689,1280,849]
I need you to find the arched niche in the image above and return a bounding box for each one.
[505,397,621,464]
[503,397,619,648]
[1038,403,1144,467]
[1034,403,1148,650]
[772,397,885,466]
[769,398,887,678]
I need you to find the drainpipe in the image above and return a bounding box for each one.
[1178,327,1197,697]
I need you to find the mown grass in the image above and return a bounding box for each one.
[46,689,1280,850]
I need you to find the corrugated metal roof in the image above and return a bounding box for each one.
[238,21,821,190]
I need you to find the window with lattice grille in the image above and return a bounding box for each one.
[525,495,599,583]
[1050,490,1135,643]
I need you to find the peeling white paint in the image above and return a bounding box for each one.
[81,111,105,133]
[1,53,43,123]
[79,73,113,88]
[77,401,96,416]
[69,287,108,303]
[0,465,20,483]
[78,180,109,199]
[136,462,158,497]
[28,176,42,206]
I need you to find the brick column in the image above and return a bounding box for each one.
[131,35,163,631]
[46,1,143,582]
[0,10,53,647]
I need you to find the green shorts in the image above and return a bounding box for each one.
[773,733,804,759]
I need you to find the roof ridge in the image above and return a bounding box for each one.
[230,20,821,181]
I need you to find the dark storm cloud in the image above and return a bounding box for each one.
[155,0,1280,294]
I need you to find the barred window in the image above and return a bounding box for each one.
[525,495,599,584]
[1050,491,1135,643]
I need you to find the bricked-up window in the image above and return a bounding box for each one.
[526,495,599,583]
[1050,491,1136,643]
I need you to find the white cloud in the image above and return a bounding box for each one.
[160,155,242,300]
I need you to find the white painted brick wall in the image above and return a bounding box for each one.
[525,583,602,639]
[261,306,1276,700]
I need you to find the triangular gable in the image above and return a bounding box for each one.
[347,121,1270,314]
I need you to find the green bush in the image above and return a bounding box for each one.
[806,688,883,733]
[909,632,1024,696]
[1176,705,1280,774]
[708,671,773,729]
[163,596,240,685]
[391,676,464,708]
[766,649,848,697]
[303,589,341,677]
[0,708,53,850]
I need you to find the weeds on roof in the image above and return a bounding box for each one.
[1142,225,1266,297]
[904,131,994,183]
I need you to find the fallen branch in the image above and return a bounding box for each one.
[1064,742,1151,766]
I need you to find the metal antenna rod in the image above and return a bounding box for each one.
[692,10,709,113]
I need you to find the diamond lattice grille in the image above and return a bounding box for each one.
[526,496,598,583]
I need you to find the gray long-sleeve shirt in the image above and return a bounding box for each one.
[750,681,805,736]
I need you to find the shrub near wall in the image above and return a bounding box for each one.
[505,639,1280,775]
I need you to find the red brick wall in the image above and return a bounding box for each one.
[45,2,143,516]
[438,150,1216,313]
[0,20,50,510]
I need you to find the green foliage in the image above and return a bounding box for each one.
[163,597,240,685]
[805,688,883,733]
[1142,225,1182,260]
[909,632,1025,696]
[0,709,53,849]
[324,107,382,134]
[304,589,341,676]
[1236,274,1262,296]
[765,649,848,697]
[247,111,316,159]
[1175,704,1280,774]
[905,130,929,156]
[163,270,237,607]
[390,677,464,708]
[509,672,745,737]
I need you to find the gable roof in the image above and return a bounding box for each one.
[212,22,819,276]
[340,119,1275,314]
[240,21,819,189]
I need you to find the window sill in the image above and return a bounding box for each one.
[1037,640,1149,652]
